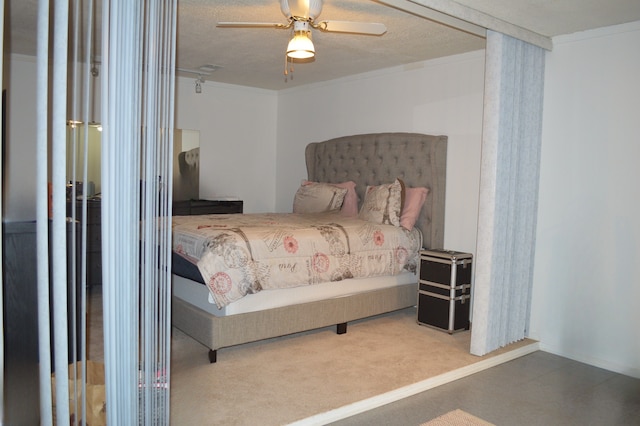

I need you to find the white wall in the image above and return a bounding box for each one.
[2,58,279,218]
[4,54,102,221]
[174,78,278,213]
[275,50,486,254]
[3,55,39,221]
[531,21,640,377]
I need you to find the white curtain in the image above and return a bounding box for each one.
[35,0,176,424]
[37,1,73,423]
[101,0,176,423]
[471,30,545,356]
[0,1,5,422]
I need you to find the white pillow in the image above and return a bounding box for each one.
[293,181,348,213]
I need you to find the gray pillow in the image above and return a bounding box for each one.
[293,182,348,213]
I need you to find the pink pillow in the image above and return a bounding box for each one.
[400,187,429,230]
[304,180,359,217]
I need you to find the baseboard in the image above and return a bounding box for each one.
[289,340,540,425]
[538,343,640,379]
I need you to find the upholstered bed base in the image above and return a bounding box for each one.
[171,132,447,362]
[172,281,419,362]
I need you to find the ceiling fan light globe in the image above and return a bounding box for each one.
[287,33,315,58]
[288,50,315,59]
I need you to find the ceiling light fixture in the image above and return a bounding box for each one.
[286,21,315,59]
[195,75,204,94]
[176,66,221,93]
[199,64,221,73]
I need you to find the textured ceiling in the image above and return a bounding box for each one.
[6,0,640,91]
[175,0,487,90]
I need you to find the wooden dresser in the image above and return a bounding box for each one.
[172,199,243,216]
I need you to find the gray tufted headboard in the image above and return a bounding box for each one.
[305,132,447,250]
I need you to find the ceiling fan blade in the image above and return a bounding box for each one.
[317,21,387,35]
[216,22,288,29]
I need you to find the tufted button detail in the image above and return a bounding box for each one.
[305,132,447,249]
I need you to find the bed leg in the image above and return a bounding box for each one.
[208,349,217,364]
[336,323,347,335]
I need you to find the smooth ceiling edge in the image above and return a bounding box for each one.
[376,0,486,38]
[406,0,553,50]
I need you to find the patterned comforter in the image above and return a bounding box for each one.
[172,212,422,308]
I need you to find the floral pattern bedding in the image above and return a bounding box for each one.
[172,212,422,308]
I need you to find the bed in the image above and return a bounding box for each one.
[171,132,447,362]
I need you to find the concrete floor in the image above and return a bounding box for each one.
[330,351,640,426]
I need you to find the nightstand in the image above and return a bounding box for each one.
[417,249,472,333]
[172,199,243,216]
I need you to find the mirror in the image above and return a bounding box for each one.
[173,129,200,201]
[65,125,200,201]
[66,122,102,197]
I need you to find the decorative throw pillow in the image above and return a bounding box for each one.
[293,181,348,213]
[400,186,429,230]
[358,178,406,226]
[303,180,359,217]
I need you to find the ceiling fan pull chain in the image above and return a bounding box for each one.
[284,54,290,82]
[284,55,294,82]
[284,54,288,82]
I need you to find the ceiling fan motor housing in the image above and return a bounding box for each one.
[292,20,311,33]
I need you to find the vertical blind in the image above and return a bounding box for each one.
[471,30,546,356]
[0,0,5,422]
[102,0,177,421]
[35,0,177,424]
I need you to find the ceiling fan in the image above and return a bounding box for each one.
[217,0,387,60]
